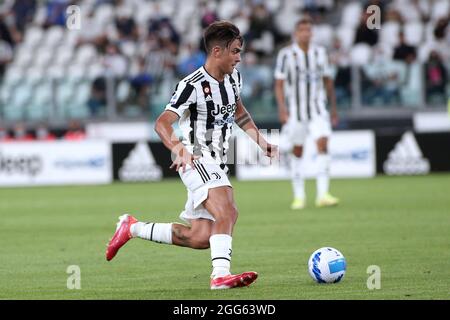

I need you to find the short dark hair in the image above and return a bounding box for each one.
[203,20,243,54]
[295,16,313,28]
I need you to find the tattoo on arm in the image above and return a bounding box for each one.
[235,113,251,128]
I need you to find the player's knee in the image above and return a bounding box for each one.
[317,138,328,153]
[317,143,328,154]
[215,204,238,226]
[293,146,303,157]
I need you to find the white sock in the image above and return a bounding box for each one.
[317,154,330,199]
[209,234,232,279]
[131,222,173,244]
[290,155,305,199]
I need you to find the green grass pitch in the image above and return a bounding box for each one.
[0,175,449,299]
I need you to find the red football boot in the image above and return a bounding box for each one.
[210,271,258,290]
[106,214,137,261]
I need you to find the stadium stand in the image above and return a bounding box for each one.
[0,0,448,132]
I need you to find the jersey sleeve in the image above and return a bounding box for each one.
[274,49,288,80]
[165,81,196,117]
[321,48,333,78]
[236,69,242,100]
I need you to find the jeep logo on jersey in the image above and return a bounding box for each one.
[211,103,237,116]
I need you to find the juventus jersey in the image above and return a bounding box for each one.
[274,43,333,121]
[165,66,242,164]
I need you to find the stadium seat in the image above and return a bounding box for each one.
[14,46,33,69]
[22,26,44,49]
[88,63,106,80]
[350,43,372,66]
[120,41,137,58]
[312,24,334,47]
[335,25,356,50]
[380,22,400,47]
[44,26,65,48]
[95,3,115,27]
[341,1,362,28]
[404,22,424,46]
[431,0,449,21]
[75,44,98,65]
[27,81,52,120]
[116,80,131,103]
[218,0,239,20]
[34,48,54,68]
[55,45,74,66]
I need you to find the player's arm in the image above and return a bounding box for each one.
[274,50,289,125]
[155,110,195,172]
[274,78,289,124]
[234,99,278,158]
[324,76,338,127]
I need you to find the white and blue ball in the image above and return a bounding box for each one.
[308,247,346,284]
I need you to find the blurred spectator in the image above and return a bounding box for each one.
[329,37,352,107]
[11,0,37,33]
[393,31,417,63]
[362,46,405,105]
[115,7,139,42]
[0,15,16,47]
[87,77,107,116]
[77,8,108,47]
[201,4,218,29]
[0,126,12,142]
[102,42,128,77]
[424,51,448,105]
[12,122,34,141]
[176,43,206,76]
[148,17,180,49]
[35,123,56,141]
[245,3,277,57]
[433,17,449,40]
[303,0,334,20]
[44,0,69,27]
[63,120,86,140]
[127,57,153,115]
[355,12,379,46]
[0,39,13,77]
[384,7,403,24]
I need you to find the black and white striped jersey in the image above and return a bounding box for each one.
[165,66,242,164]
[274,43,333,121]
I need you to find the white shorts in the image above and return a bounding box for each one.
[281,115,332,148]
[178,157,231,224]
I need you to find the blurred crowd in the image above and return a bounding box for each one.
[0,0,449,124]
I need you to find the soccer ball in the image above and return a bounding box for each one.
[308,247,346,284]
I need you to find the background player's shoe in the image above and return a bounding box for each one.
[210,271,258,290]
[106,214,137,261]
[291,197,305,210]
[316,193,340,208]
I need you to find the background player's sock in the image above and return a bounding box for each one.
[317,153,330,199]
[131,222,173,244]
[210,234,232,278]
[291,155,305,199]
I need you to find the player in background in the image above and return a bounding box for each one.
[274,17,339,209]
[106,21,278,289]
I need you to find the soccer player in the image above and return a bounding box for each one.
[274,17,339,210]
[106,21,277,289]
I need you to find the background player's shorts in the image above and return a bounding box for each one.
[178,157,231,224]
[281,115,332,148]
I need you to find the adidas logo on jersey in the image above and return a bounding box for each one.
[119,141,163,182]
[383,131,430,175]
